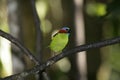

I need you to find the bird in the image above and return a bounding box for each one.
[49,27,70,53]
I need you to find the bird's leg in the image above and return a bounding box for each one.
[51,51,55,57]
[53,52,55,57]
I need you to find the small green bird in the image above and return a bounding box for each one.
[49,27,70,52]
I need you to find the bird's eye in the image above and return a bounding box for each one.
[66,28,69,31]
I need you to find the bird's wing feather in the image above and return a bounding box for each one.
[50,33,69,52]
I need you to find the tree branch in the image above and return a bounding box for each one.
[30,0,43,63]
[30,0,46,79]
[0,29,40,65]
[2,34,120,79]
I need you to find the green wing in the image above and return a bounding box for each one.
[50,33,69,52]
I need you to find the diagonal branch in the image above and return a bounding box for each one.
[0,29,40,65]
[2,35,120,80]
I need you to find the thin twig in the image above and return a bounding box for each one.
[2,36,120,80]
[0,30,40,65]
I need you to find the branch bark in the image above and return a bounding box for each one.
[30,0,43,62]
[0,30,40,65]
[1,29,120,79]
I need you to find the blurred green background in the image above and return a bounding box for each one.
[0,0,120,80]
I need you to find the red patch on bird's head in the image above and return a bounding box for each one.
[58,29,67,33]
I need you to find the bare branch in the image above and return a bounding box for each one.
[0,29,40,65]
[30,0,43,62]
[2,36,120,80]
[30,0,46,79]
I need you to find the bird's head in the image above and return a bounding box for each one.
[58,27,70,34]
